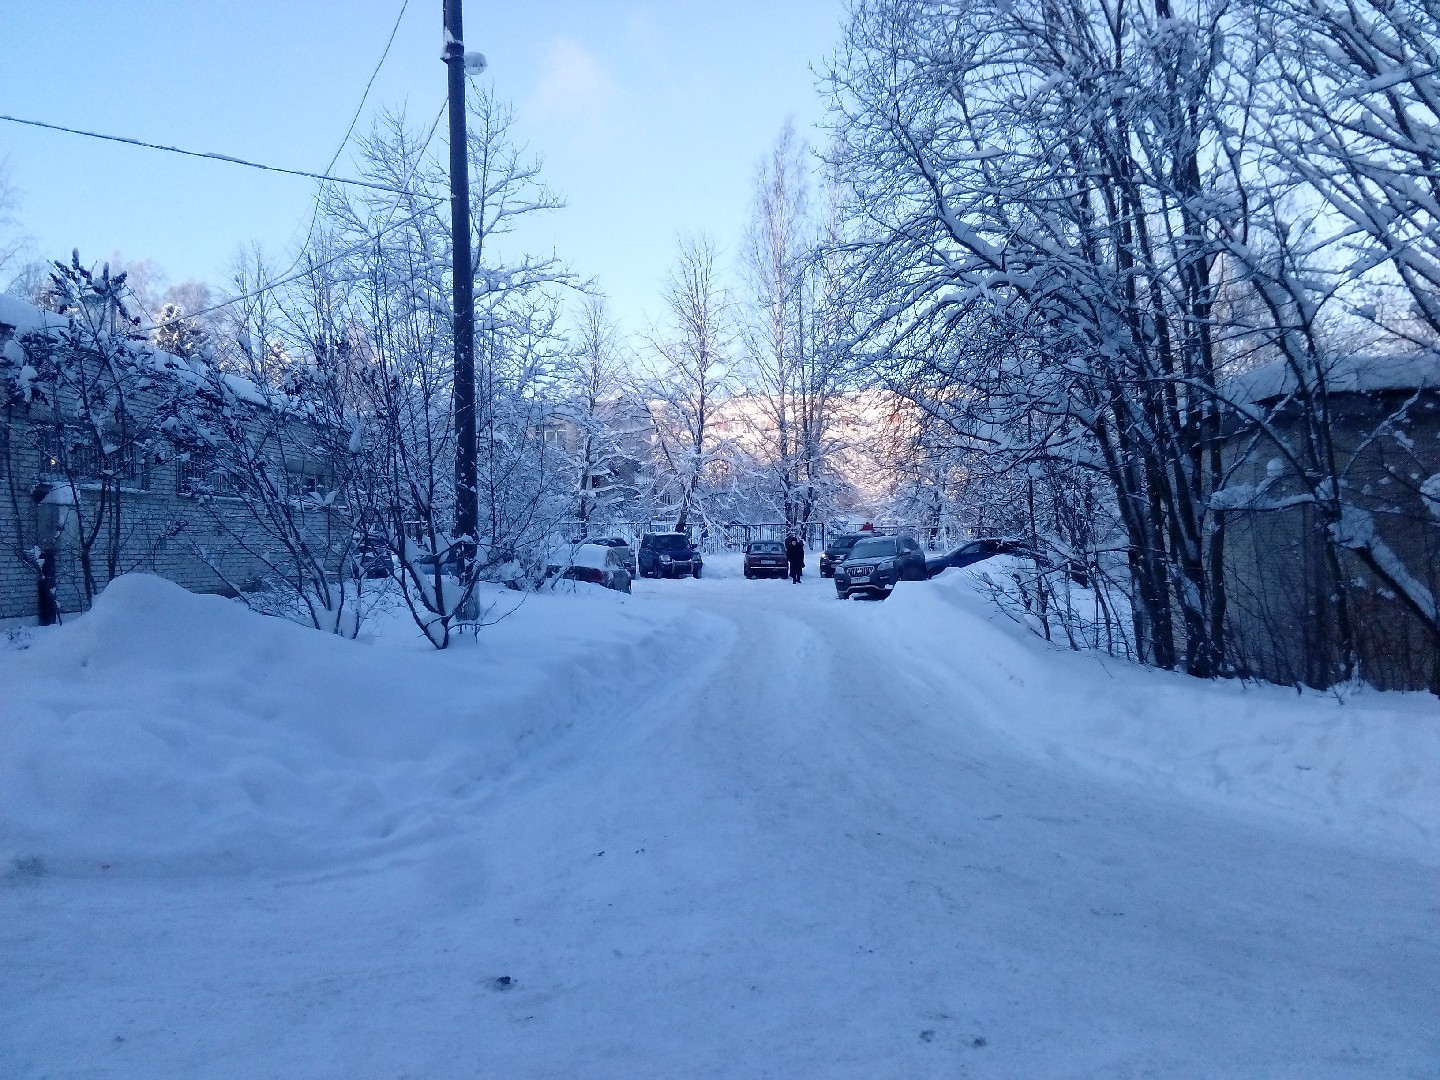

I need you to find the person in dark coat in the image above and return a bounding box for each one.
[785,534,805,584]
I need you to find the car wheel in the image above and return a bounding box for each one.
[745,569,753,579]
[836,588,848,599]
[693,565,702,578]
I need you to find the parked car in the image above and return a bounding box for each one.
[587,536,637,576]
[406,545,464,576]
[547,543,633,593]
[819,532,868,577]
[926,537,1091,586]
[637,531,703,578]
[351,533,396,579]
[743,540,788,578]
[834,534,927,598]
[925,537,1025,578]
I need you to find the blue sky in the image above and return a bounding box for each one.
[0,1,846,333]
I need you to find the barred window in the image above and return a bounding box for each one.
[176,448,238,496]
[287,471,332,500]
[35,425,145,489]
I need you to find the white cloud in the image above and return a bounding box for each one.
[531,38,619,138]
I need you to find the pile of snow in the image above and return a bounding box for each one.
[0,574,718,877]
[882,564,1440,859]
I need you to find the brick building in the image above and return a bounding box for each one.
[1,293,343,624]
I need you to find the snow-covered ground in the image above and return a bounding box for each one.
[2,558,1436,1077]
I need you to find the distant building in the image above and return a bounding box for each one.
[533,395,651,535]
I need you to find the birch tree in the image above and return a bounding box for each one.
[562,296,640,534]
[642,233,734,533]
[738,123,854,531]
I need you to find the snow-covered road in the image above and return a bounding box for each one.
[3,565,1437,1077]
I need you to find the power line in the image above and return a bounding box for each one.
[134,197,444,335]
[15,2,442,337]
[256,98,449,306]
[282,0,416,277]
[325,0,411,177]
[141,98,451,334]
[0,113,426,198]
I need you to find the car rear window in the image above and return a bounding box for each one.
[850,538,897,558]
[748,542,783,553]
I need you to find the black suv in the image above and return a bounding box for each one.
[834,534,927,598]
[819,533,866,578]
[637,532,703,578]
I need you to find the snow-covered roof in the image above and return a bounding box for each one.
[1226,352,1440,404]
[0,293,68,367]
[0,291,283,413]
[0,293,68,337]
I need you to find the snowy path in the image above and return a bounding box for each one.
[3,568,1437,1078]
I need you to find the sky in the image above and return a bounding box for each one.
[0,0,847,334]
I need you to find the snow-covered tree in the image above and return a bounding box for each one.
[0,158,30,288]
[826,0,1241,673]
[641,233,735,532]
[151,302,211,360]
[736,123,854,531]
[1,253,185,611]
[561,296,642,534]
[161,343,371,637]
[311,95,576,646]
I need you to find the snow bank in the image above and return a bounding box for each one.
[0,574,717,877]
[879,566,1440,860]
[699,551,745,578]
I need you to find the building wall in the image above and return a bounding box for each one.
[1,293,351,623]
[1220,391,1440,690]
[1,412,346,623]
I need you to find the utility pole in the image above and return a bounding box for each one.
[444,0,478,573]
